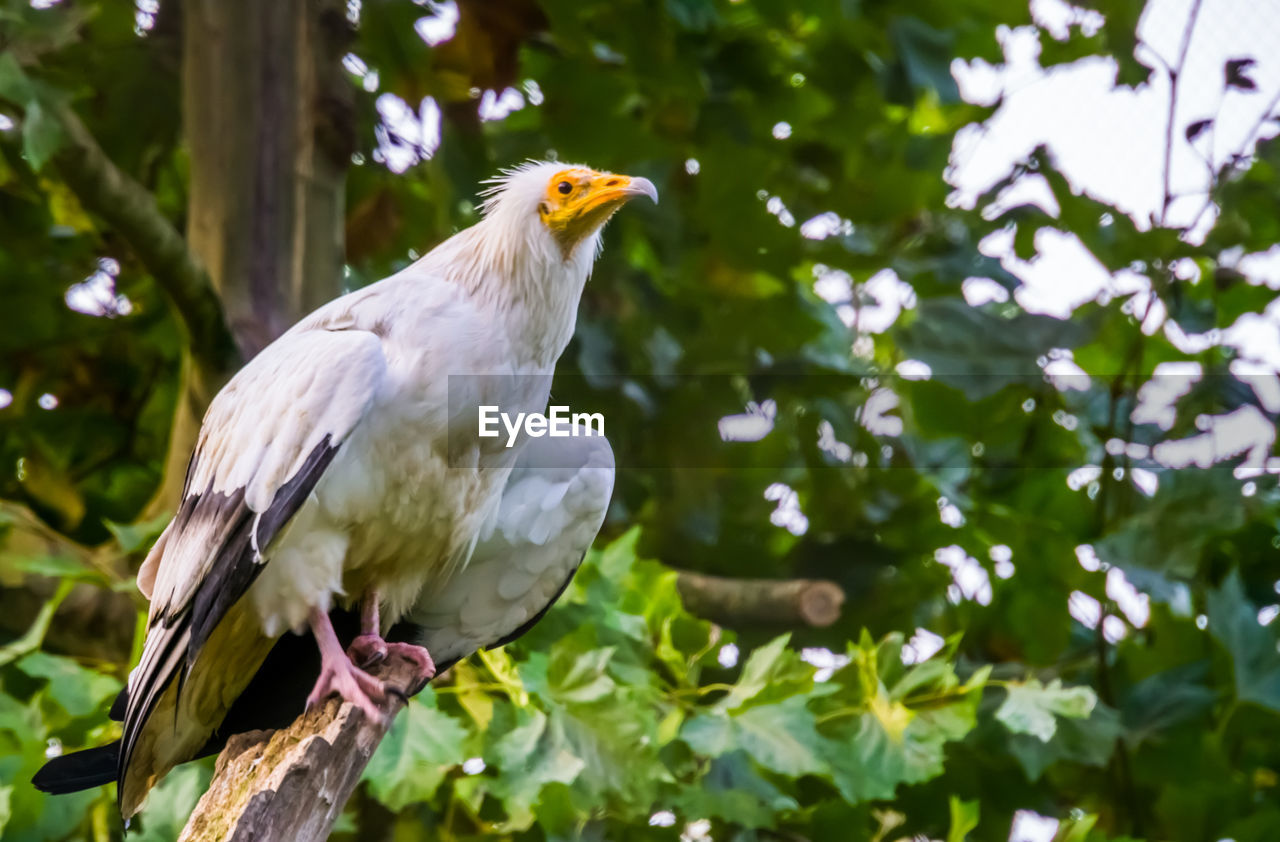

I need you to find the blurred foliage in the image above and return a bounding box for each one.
[3,0,1280,840]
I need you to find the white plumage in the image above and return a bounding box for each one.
[114,161,655,816]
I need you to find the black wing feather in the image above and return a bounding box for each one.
[116,435,339,812]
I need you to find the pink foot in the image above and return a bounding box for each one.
[306,652,386,721]
[386,641,436,683]
[347,633,388,669]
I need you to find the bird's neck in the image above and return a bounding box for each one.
[422,221,597,368]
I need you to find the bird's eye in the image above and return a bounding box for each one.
[557,181,573,195]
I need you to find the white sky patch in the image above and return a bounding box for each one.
[1102,614,1128,642]
[414,0,459,46]
[1132,362,1201,430]
[961,276,1011,306]
[901,628,946,664]
[991,544,1015,579]
[896,359,932,380]
[949,0,1280,364]
[765,482,809,536]
[1132,467,1159,496]
[817,419,853,462]
[1075,544,1103,572]
[1236,246,1280,289]
[649,811,677,828]
[1069,590,1101,628]
[1259,605,1280,626]
[1066,464,1100,491]
[938,496,966,528]
[134,0,158,34]
[478,87,525,122]
[801,647,851,681]
[813,266,916,333]
[860,388,904,436]
[38,393,58,410]
[522,79,544,106]
[0,113,13,132]
[1009,809,1060,842]
[1230,361,1280,413]
[1152,405,1275,470]
[717,643,739,668]
[1107,567,1150,627]
[373,93,441,173]
[1030,0,1104,39]
[462,757,486,775]
[763,193,796,228]
[0,389,12,410]
[859,269,917,333]
[66,258,132,318]
[800,211,853,240]
[684,158,701,175]
[935,545,992,605]
[719,399,776,442]
[1041,349,1090,391]
[681,818,714,842]
[772,121,792,139]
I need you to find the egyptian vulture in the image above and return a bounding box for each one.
[31,162,653,818]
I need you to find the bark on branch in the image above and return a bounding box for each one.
[177,653,422,842]
[675,571,846,628]
[46,99,239,377]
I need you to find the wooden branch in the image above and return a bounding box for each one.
[178,653,422,842]
[675,571,845,628]
[46,99,240,376]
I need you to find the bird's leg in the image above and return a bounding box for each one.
[347,594,389,669]
[345,591,436,686]
[306,607,386,720]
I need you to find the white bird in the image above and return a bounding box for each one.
[38,162,655,817]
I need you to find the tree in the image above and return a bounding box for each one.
[4,0,1280,840]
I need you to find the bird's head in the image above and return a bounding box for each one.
[481,161,658,262]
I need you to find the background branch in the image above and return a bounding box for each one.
[674,571,845,628]
[46,99,239,376]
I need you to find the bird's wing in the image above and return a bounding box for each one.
[119,326,387,816]
[404,429,615,669]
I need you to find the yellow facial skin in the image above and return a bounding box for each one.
[538,168,658,258]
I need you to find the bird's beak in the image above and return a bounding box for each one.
[579,173,659,213]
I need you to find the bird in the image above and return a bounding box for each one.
[30,161,653,818]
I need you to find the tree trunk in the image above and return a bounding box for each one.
[150,0,354,513]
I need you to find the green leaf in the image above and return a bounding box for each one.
[1208,570,1280,711]
[715,634,812,711]
[20,99,62,173]
[15,651,120,719]
[684,696,827,778]
[133,761,213,842]
[888,17,962,104]
[362,695,468,810]
[947,796,979,842]
[0,53,34,104]
[0,783,12,838]
[486,706,585,809]
[996,679,1097,742]
[103,512,171,554]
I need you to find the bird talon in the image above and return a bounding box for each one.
[347,633,388,669]
[385,641,436,682]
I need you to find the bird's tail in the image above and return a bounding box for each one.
[119,599,274,817]
[31,741,122,794]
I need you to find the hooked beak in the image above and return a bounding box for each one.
[580,173,659,212]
